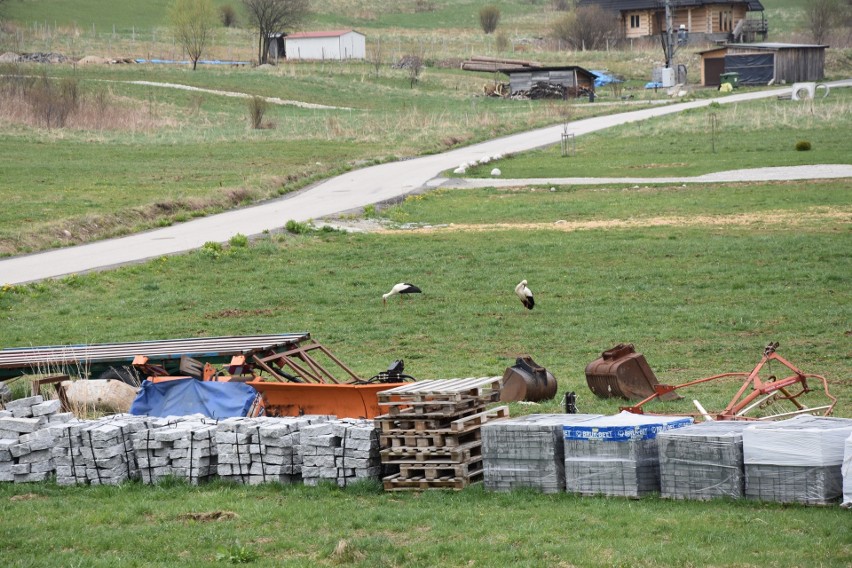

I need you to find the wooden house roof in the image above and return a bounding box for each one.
[577,0,763,11]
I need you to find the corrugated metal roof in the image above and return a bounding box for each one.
[577,0,763,11]
[500,65,596,78]
[727,42,828,50]
[286,29,362,39]
[0,333,310,371]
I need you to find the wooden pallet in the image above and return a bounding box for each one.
[379,428,481,449]
[378,377,502,403]
[379,397,487,418]
[382,470,483,491]
[396,457,483,480]
[380,440,482,464]
[375,406,510,435]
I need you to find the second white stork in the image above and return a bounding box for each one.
[515,279,534,310]
[383,282,422,305]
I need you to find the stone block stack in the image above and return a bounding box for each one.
[133,416,217,485]
[482,414,601,494]
[301,418,382,487]
[0,395,75,483]
[375,377,509,491]
[743,415,852,505]
[563,412,692,498]
[842,433,852,508]
[215,416,328,485]
[658,420,752,500]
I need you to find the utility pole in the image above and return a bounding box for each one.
[664,0,674,68]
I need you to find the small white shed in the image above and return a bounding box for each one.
[284,29,366,61]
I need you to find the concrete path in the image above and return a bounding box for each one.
[2,79,850,285]
[441,164,852,189]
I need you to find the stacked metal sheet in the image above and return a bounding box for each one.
[482,414,601,494]
[743,415,852,505]
[300,418,382,487]
[658,421,752,500]
[842,433,852,508]
[564,412,693,498]
[215,415,329,485]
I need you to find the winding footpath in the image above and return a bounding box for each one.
[2,80,850,285]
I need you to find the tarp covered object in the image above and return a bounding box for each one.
[724,53,774,85]
[130,379,257,418]
[591,70,622,88]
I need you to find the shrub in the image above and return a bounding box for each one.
[495,31,509,52]
[479,5,501,34]
[414,0,435,13]
[551,0,570,10]
[229,233,249,247]
[285,219,310,234]
[219,4,238,27]
[795,140,812,151]
[247,95,267,129]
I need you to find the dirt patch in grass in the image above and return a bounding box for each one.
[10,493,44,501]
[207,308,276,319]
[376,208,850,234]
[177,511,239,522]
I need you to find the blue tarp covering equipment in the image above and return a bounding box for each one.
[130,379,258,418]
[591,70,622,88]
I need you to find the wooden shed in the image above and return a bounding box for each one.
[700,43,828,86]
[502,66,597,97]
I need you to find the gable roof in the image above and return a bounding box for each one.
[577,0,763,11]
[286,29,364,40]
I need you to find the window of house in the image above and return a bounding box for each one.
[719,10,733,32]
[630,14,640,29]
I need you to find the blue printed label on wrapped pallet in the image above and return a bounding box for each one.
[563,417,692,442]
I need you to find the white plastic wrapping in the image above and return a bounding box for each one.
[842,432,852,508]
[482,413,601,493]
[658,420,752,500]
[742,415,852,467]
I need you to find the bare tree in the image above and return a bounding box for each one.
[169,0,216,71]
[367,36,384,78]
[805,0,841,44]
[242,0,310,65]
[551,5,621,50]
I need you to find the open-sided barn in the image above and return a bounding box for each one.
[700,43,828,86]
[502,66,597,97]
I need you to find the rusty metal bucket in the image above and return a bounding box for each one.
[500,355,558,402]
[585,343,680,401]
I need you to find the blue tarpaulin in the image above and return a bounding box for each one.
[591,70,622,88]
[130,379,257,418]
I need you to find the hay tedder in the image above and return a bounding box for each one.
[586,342,837,421]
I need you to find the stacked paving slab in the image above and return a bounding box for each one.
[376,377,509,491]
[482,414,602,494]
[216,415,329,485]
[133,416,218,485]
[300,418,382,487]
[563,412,693,498]
[743,415,852,505]
[0,395,75,483]
[658,420,752,500]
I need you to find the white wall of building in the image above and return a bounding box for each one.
[285,31,366,60]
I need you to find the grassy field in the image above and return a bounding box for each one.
[462,89,852,179]
[0,479,849,568]
[0,178,850,567]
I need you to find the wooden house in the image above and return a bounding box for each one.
[699,43,828,86]
[577,0,767,44]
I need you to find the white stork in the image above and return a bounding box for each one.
[383,282,422,305]
[515,279,534,310]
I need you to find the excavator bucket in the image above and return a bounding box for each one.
[500,355,558,402]
[248,381,408,419]
[585,344,681,402]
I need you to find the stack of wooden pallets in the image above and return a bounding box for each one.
[375,377,509,491]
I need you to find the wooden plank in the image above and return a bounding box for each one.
[382,471,483,491]
[380,440,482,464]
[449,405,510,432]
[379,428,481,450]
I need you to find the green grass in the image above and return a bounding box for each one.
[2,181,849,416]
[461,91,852,179]
[0,480,849,568]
